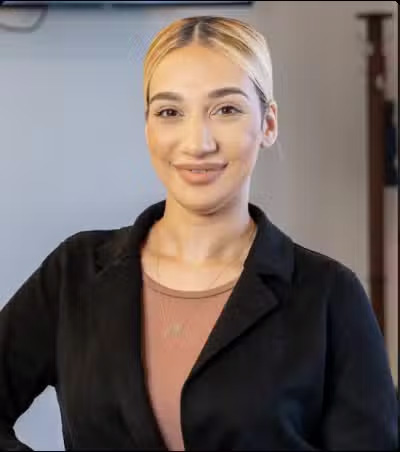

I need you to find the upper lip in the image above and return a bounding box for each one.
[174,163,227,170]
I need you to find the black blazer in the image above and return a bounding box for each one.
[0,201,397,451]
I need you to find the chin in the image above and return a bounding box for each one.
[167,188,238,216]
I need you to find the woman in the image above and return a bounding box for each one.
[0,15,397,451]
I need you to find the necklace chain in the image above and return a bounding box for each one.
[154,222,257,338]
[156,221,256,290]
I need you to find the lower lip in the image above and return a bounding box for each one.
[175,166,227,185]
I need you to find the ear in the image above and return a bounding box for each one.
[260,101,278,149]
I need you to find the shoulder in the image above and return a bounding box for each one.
[291,242,361,291]
[290,243,386,363]
[62,228,122,255]
[62,223,133,254]
[44,226,133,281]
[291,242,372,321]
[46,228,116,263]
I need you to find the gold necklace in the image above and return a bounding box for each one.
[155,222,257,338]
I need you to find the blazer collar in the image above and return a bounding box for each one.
[95,199,294,285]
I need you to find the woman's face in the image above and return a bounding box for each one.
[145,44,277,215]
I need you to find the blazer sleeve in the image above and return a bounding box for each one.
[0,240,66,451]
[321,265,398,451]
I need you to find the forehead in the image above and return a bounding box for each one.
[149,44,257,101]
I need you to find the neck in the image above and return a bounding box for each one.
[153,193,255,266]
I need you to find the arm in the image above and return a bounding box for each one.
[0,241,66,451]
[321,266,398,451]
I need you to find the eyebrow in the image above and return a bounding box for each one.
[148,87,249,105]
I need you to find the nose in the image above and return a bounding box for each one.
[181,115,217,157]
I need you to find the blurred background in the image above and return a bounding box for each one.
[0,1,397,450]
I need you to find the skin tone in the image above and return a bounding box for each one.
[142,43,278,290]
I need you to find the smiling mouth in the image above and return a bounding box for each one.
[173,162,228,172]
[174,164,227,185]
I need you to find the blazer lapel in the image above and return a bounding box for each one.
[187,270,281,382]
[86,237,168,449]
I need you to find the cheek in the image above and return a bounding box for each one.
[147,119,171,143]
[222,126,260,166]
[147,128,168,157]
[146,126,175,183]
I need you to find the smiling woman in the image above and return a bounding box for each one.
[0,14,398,452]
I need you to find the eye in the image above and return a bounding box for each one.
[215,105,242,116]
[155,108,179,118]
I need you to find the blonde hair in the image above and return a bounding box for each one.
[143,16,273,124]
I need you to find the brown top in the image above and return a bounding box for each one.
[141,271,239,451]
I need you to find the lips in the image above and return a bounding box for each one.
[183,168,217,174]
[174,163,227,185]
[174,163,227,171]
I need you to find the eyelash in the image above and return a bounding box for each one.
[154,105,242,119]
